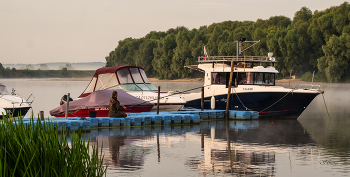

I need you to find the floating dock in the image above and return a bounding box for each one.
[14,110,259,131]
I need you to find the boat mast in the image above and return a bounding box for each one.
[225,38,260,119]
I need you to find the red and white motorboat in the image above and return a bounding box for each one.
[50,89,153,117]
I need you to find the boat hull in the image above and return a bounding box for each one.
[1,107,31,118]
[150,103,185,112]
[184,91,319,119]
[127,91,186,112]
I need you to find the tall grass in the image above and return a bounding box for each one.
[0,115,106,176]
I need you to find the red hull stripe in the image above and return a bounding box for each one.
[55,106,152,117]
[259,109,297,114]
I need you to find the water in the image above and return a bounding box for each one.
[1,78,350,176]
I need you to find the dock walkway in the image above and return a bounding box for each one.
[16,109,259,131]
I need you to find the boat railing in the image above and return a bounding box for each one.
[298,84,321,90]
[198,56,275,63]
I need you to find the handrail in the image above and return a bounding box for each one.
[298,84,321,90]
[198,56,275,63]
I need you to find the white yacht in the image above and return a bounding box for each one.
[182,53,323,119]
[0,83,33,118]
[78,66,186,112]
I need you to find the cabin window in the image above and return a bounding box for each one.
[266,73,275,85]
[247,72,254,84]
[238,73,254,85]
[254,73,264,84]
[211,72,227,85]
[117,68,134,84]
[239,72,275,85]
[211,72,275,86]
[254,73,274,85]
[130,68,144,83]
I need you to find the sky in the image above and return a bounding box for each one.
[0,0,347,64]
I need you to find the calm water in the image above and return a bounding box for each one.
[1,79,350,176]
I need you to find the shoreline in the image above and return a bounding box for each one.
[41,78,303,82]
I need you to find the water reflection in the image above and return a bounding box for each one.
[83,119,331,177]
[199,120,314,176]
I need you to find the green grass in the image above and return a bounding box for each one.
[0,115,106,177]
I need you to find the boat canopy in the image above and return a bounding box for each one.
[50,89,154,116]
[80,66,158,98]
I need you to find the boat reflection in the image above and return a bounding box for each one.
[87,119,315,176]
[198,119,314,176]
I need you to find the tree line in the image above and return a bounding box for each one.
[105,2,350,82]
[0,63,94,78]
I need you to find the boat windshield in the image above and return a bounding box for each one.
[119,84,142,91]
[130,68,144,83]
[82,66,158,94]
[0,85,9,95]
[136,84,151,91]
[117,68,134,84]
[212,72,275,86]
[116,84,158,91]
[145,84,158,91]
[139,69,150,83]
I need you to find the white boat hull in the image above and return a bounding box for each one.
[127,91,186,112]
[0,95,32,118]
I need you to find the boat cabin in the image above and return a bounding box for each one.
[186,55,278,88]
[79,66,158,98]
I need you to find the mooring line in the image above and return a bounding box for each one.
[127,85,211,108]
[230,87,294,117]
[321,93,331,120]
[247,89,295,117]
[232,87,251,111]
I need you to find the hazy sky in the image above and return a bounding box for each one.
[0,0,347,64]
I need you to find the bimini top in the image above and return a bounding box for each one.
[79,66,158,98]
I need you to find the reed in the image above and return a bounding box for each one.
[0,114,106,177]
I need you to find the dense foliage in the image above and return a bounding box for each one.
[0,116,106,176]
[0,64,95,78]
[106,2,350,82]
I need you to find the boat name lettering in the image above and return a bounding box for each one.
[220,98,227,102]
[243,88,253,90]
[135,96,160,100]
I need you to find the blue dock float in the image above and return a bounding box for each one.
[13,109,259,131]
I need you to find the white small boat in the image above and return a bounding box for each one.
[0,83,33,118]
[78,66,186,112]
